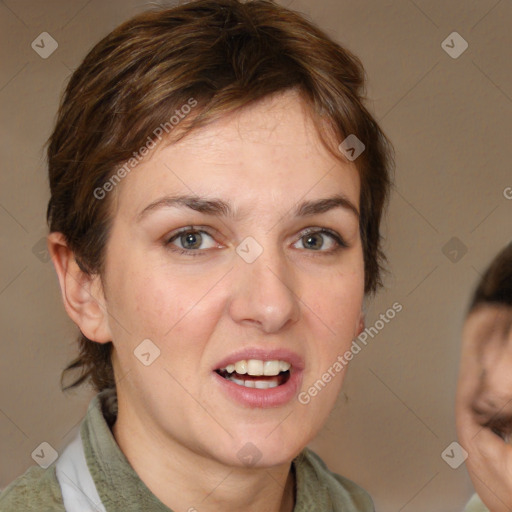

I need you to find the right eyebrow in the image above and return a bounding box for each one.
[136,195,233,223]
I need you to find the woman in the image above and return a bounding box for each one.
[0,1,392,510]
[457,242,512,512]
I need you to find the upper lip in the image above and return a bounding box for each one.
[214,347,304,372]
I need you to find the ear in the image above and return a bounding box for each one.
[47,232,112,344]
[355,310,365,337]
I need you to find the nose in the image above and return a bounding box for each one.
[482,352,512,404]
[228,244,301,334]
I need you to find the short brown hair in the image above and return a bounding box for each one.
[47,0,393,392]
[469,242,512,312]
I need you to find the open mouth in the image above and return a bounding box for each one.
[215,359,291,389]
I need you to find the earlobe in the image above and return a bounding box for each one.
[47,232,112,344]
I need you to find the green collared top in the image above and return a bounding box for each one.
[464,493,490,512]
[0,389,374,512]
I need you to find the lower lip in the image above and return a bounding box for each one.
[212,370,303,408]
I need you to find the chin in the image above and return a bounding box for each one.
[203,429,305,469]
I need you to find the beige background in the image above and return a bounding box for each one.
[1,0,511,510]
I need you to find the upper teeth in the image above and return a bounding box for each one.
[222,360,291,376]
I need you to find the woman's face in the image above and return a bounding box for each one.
[102,90,365,467]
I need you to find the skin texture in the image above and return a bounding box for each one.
[456,305,512,511]
[48,90,366,512]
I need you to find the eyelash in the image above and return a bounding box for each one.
[164,226,348,257]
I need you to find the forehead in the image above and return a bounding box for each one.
[112,90,360,219]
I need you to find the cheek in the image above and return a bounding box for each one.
[132,280,193,336]
[105,263,184,344]
[127,270,224,347]
[306,264,364,337]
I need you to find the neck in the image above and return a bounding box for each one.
[111,399,296,512]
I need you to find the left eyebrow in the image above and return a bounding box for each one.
[136,193,359,222]
[294,195,359,219]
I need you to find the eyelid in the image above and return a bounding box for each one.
[165,226,223,247]
[294,226,349,250]
[299,226,348,242]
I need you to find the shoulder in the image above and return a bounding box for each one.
[297,448,374,511]
[464,493,490,512]
[0,464,65,512]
